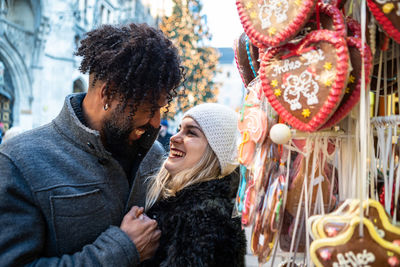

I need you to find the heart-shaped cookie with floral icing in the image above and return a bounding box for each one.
[260,30,349,131]
[236,0,317,47]
[367,0,400,44]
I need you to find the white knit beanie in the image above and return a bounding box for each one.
[183,103,239,176]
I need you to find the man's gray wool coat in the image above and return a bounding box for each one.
[0,93,165,266]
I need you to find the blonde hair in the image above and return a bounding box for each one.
[145,144,221,210]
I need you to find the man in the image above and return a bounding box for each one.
[0,23,183,266]
[157,119,172,152]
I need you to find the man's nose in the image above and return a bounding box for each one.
[149,109,161,129]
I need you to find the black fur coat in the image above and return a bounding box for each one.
[141,174,246,267]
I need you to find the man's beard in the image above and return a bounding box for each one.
[102,113,138,158]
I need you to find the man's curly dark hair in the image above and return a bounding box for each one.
[75,23,184,115]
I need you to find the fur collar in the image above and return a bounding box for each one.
[159,174,233,205]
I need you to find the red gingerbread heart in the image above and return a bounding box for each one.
[321,37,373,128]
[367,0,400,44]
[236,0,317,47]
[308,3,347,37]
[260,30,349,131]
[345,16,362,38]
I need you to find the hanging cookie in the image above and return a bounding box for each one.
[308,3,347,37]
[236,0,317,47]
[234,32,261,87]
[318,199,400,244]
[238,97,268,165]
[346,16,362,38]
[285,150,336,217]
[260,30,349,131]
[311,217,400,267]
[321,37,373,128]
[367,0,400,44]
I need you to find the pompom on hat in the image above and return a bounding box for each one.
[183,103,239,176]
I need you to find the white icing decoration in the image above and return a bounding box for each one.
[299,71,319,105]
[258,0,289,29]
[332,250,375,267]
[243,109,264,142]
[283,70,319,110]
[313,175,325,186]
[271,49,325,77]
[397,3,400,16]
[303,49,325,66]
[272,60,302,77]
[373,226,385,238]
[259,234,265,246]
[375,0,390,5]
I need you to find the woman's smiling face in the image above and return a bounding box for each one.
[164,117,208,177]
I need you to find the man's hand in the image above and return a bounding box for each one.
[120,206,161,262]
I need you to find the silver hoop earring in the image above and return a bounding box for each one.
[103,104,109,111]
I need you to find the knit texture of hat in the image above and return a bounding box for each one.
[183,103,239,176]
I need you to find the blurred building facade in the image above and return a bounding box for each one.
[216,47,245,112]
[0,0,170,131]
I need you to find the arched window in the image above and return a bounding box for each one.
[73,78,86,93]
[0,61,14,131]
[5,0,35,32]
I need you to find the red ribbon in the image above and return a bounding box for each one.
[281,46,317,60]
[316,0,321,30]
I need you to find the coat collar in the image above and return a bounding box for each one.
[53,93,111,159]
[162,174,234,205]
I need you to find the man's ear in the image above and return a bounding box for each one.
[99,82,108,107]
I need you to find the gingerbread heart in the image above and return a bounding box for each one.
[260,30,349,131]
[234,32,261,87]
[346,17,362,38]
[311,217,400,267]
[321,37,373,128]
[236,0,317,47]
[309,3,347,37]
[319,200,400,243]
[313,201,360,239]
[367,0,400,44]
[309,199,360,240]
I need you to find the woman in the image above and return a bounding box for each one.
[142,103,246,266]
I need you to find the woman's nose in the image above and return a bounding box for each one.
[170,132,183,143]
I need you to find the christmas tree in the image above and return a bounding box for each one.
[160,0,220,120]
